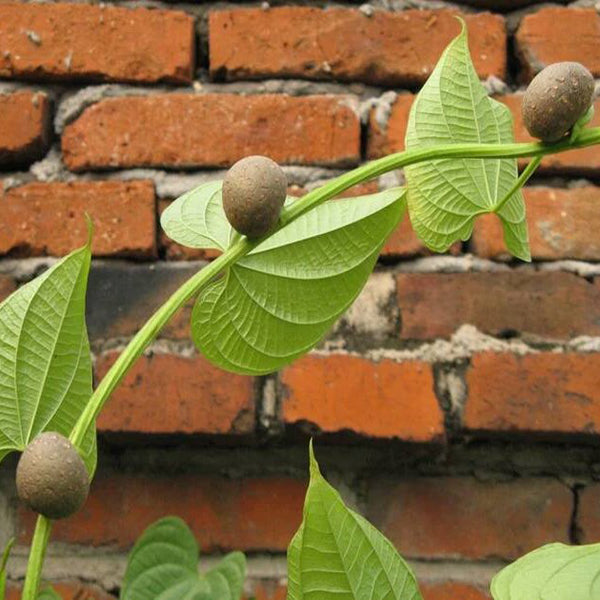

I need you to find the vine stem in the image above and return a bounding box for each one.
[21,515,52,599]
[22,126,600,600]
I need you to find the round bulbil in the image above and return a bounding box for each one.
[16,432,90,520]
[222,155,287,238]
[522,62,594,142]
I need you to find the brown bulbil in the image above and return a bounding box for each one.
[16,432,89,520]
[522,62,594,142]
[222,156,287,238]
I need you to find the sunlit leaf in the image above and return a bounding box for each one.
[185,186,404,374]
[404,21,530,261]
[286,442,423,600]
[0,233,96,474]
[491,542,600,600]
[120,516,245,600]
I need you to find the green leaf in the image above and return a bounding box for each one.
[190,187,405,374]
[0,235,96,474]
[491,542,600,600]
[120,516,246,600]
[0,538,14,600]
[160,181,231,252]
[286,442,423,600]
[404,21,530,261]
[38,586,62,600]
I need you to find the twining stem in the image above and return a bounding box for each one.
[23,126,600,600]
[21,516,52,599]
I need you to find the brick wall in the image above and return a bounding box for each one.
[1,2,599,599]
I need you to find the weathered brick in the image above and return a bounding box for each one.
[209,8,506,85]
[396,272,600,340]
[86,262,200,342]
[579,483,600,544]
[96,352,256,436]
[6,582,115,600]
[19,473,305,551]
[0,2,194,83]
[250,581,287,600]
[62,94,360,171]
[0,91,50,166]
[367,477,571,559]
[464,352,600,437]
[280,354,444,442]
[367,94,414,159]
[473,186,600,261]
[515,8,600,80]
[0,275,16,303]
[500,95,600,175]
[421,582,490,600]
[0,181,156,258]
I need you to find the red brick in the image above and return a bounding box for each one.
[250,581,287,600]
[474,186,600,261]
[280,354,444,442]
[209,8,506,86]
[367,94,414,159]
[579,483,600,544]
[19,473,305,551]
[367,477,571,559]
[96,352,255,435]
[515,8,600,80]
[0,91,50,166]
[0,181,156,258]
[464,352,600,437]
[6,582,115,600]
[499,95,600,175]
[62,94,360,172]
[0,275,16,303]
[421,582,490,600]
[0,3,194,84]
[396,272,600,340]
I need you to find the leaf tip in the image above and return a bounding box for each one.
[83,212,94,249]
[308,439,321,478]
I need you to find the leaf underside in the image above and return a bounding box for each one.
[120,516,245,600]
[0,242,96,474]
[286,444,424,600]
[491,542,600,600]
[162,183,406,375]
[404,21,530,261]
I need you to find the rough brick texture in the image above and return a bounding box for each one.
[0,91,50,166]
[579,484,600,544]
[421,583,491,600]
[464,353,600,437]
[19,474,305,551]
[96,352,256,435]
[280,354,444,441]
[209,8,506,85]
[0,2,194,83]
[515,8,600,80]
[6,582,115,600]
[0,181,156,258]
[62,94,360,171]
[367,477,571,559]
[396,272,600,340]
[473,187,600,261]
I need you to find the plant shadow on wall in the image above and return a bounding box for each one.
[0,20,599,600]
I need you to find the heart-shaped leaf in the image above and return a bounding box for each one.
[120,517,245,600]
[287,443,423,600]
[0,236,96,474]
[166,185,405,375]
[404,21,530,261]
[491,542,600,600]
